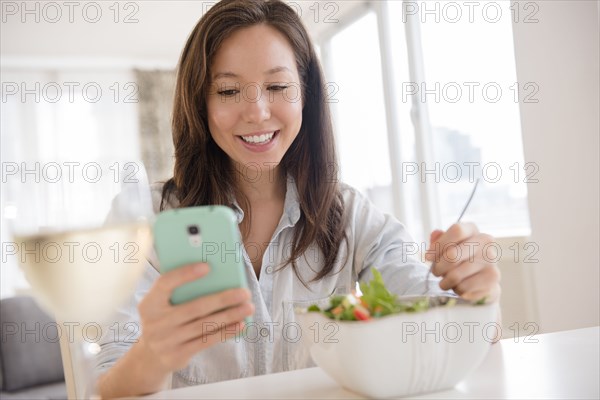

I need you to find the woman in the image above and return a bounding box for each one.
[96,0,501,397]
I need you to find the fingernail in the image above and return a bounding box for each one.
[194,263,209,274]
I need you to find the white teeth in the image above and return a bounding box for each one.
[241,131,275,144]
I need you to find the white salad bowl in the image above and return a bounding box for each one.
[295,298,498,398]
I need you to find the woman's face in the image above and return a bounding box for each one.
[206,24,303,174]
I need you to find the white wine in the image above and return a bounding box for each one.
[14,222,152,326]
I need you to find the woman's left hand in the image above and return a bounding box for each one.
[425,222,501,303]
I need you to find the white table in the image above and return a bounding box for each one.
[141,327,599,399]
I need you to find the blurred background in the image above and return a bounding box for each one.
[1,0,598,340]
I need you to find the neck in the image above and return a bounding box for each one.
[234,163,286,203]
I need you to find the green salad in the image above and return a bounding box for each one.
[308,268,434,321]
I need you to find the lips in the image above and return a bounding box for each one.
[239,130,280,145]
[237,130,280,152]
[240,131,276,144]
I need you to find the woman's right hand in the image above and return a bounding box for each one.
[136,262,254,373]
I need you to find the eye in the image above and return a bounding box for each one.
[267,85,289,91]
[217,89,239,97]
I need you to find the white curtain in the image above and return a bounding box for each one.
[1,68,141,297]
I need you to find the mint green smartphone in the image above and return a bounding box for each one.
[153,206,250,307]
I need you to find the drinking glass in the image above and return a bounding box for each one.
[4,158,154,399]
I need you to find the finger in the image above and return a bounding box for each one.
[431,239,485,277]
[179,320,247,357]
[425,229,444,261]
[175,302,254,344]
[425,222,479,262]
[461,287,500,304]
[430,229,444,244]
[459,282,501,304]
[155,320,248,370]
[170,288,252,325]
[145,301,254,351]
[153,263,211,305]
[438,259,486,291]
[453,266,501,300]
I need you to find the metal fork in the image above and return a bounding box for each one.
[423,178,480,295]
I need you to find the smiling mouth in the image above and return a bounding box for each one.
[239,130,280,145]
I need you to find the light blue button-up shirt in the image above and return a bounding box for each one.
[96,177,449,388]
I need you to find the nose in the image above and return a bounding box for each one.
[242,85,271,123]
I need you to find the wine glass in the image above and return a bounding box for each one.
[4,158,154,399]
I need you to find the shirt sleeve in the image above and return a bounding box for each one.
[93,255,159,376]
[343,185,455,297]
[93,183,165,377]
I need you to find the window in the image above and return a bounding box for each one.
[415,0,531,237]
[321,1,531,242]
[326,11,394,217]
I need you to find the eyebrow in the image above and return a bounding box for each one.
[212,66,292,80]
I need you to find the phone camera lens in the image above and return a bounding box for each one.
[188,225,200,235]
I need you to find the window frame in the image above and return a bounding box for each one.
[315,1,439,238]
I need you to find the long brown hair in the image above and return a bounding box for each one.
[161,0,346,283]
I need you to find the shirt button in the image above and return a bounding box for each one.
[260,327,270,337]
[266,266,273,274]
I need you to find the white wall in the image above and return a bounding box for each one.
[0,1,364,67]
[511,0,600,333]
[1,1,204,68]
